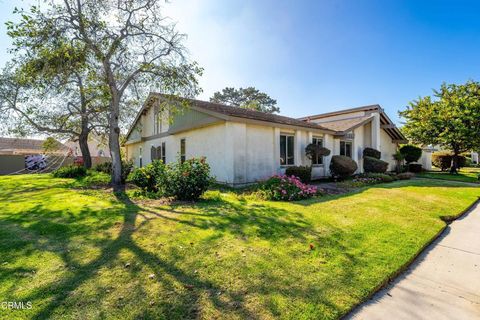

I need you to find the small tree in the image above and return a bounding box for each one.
[210,87,279,114]
[400,81,480,174]
[392,150,405,173]
[305,144,331,162]
[399,145,422,164]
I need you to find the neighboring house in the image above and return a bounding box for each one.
[0,137,69,155]
[124,93,408,186]
[64,134,110,158]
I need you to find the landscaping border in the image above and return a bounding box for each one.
[341,197,480,319]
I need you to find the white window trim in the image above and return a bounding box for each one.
[311,136,324,167]
[280,133,295,167]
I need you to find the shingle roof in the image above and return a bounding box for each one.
[0,137,68,155]
[309,115,373,133]
[149,93,335,132]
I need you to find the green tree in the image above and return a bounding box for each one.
[6,1,203,189]
[399,81,480,173]
[210,87,279,113]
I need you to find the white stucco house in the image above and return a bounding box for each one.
[124,93,408,186]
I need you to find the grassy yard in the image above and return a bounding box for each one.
[417,167,480,183]
[0,175,479,320]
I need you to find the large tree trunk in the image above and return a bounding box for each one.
[78,132,92,169]
[450,149,459,174]
[109,100,123,191]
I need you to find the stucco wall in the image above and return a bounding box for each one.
[379,129,397,170]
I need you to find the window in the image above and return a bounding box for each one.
[340,140,352,158]
[153,106,161,134]
[162,142,166,163]
[139,147,143,167]
[280,134,295,165]
[312,137,323,165]
[180,139,186,163]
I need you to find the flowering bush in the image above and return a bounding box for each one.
[165,157,211,201]
[260,175,317,201]
[129,160,167,193]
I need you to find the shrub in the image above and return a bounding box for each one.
[305,144,331,161]
[285,166,311,183]
[359,173,395,182]
[121,160,134,184]
[397,172,415,180]
[260,175,317,201]
[165,158,211,201]
[399,145,422,164]
[364,156,389,173]
[408,163,423,173]
[94,160,133,184]
[363,147,381,159]
[52,165,87,178]
[329,155,358,179]
[457,155,466,168]
[129,160,167,193]
[432,152,452,171]
[94,161,112,174]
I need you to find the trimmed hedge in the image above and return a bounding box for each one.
[285,166,311,183]
[52,165,87,178]
[432,152,466,171]
[364,156,389,173]
[363,147,381,159]
[397,172,415,180]
[399,145,422,164]
[408,163,423,173]
[330,155,358,179]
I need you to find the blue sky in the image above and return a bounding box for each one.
[1,0,480,125]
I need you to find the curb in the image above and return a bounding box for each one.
[341,197,480,319]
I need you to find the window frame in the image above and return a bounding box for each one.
[339,140,353,158]
[311,136,324,166]
[161,142,166,164]
[180,138,186,163]
[139,146,143,167]
[280,133,295,166]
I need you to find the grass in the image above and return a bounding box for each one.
[417,167,480,183]
[0,174,479,319]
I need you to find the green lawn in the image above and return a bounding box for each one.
[0,175,479,320]
[417,167,480,183]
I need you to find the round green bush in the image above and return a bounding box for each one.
[52,165,87,178]
[399,145,422,164]
[363,156,389,173]
[285,166,311,183]
[363,147,381,159]
[329,155,358,179]
[129,160,167,193]
[165,158,211,201]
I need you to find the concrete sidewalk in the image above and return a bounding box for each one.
[348,201,480,320]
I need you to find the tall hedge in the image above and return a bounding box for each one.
[329,155,358,179]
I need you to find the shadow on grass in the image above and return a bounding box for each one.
[2,189,346,319]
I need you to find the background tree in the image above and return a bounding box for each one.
[210,87,279,113]
[400,81,480,173]
[6,1,203,189]
[0,60,107,168]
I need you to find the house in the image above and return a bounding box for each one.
[64,134,110,158]
[0,137,69,155]
[124,93,408,185]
